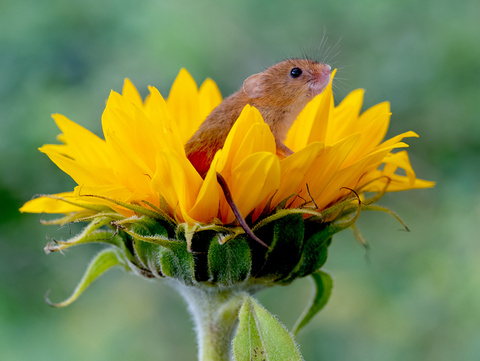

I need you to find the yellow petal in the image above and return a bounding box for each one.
[102,90,160,172]
[216,105,266,175]
[361,151,435,192]
[51,113,110,166]
[20,192,84,214]
[341,114,392,168]
[356,101,390,137]
[232,122,276,170]
[167,68,202,144]
[145,86,185,156]
[383,151,417,184]
[313,147,393,210]
[378,130,418,149]
[271,142,325,207]
[187,152,221,222]
[40,147,112,186]
[101,92,166,193]
[153,150,204,223]
[122,78,144,107]
[221,152,280,224]
[294,134,360,209]
[327,88,365,143]
[326,89,389,147]
[198,78,222,121]
[73,184,149,203]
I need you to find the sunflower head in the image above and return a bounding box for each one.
[21,68,434,305]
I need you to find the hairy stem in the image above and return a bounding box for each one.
[174,283,246,361]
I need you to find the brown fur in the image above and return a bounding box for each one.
[185,59,331,176]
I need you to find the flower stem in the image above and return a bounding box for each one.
[174,283,246,361]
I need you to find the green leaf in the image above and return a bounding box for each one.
[292,270,333,335]
[233,296,303,361]
[46,248,128,307]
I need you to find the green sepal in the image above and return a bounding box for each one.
[130,214,176,238]
[116,216,178,250]
[178,223,202,252]
[292,270,333,335]
[132,240,163,278]
[44,216,124,253]
[361,204,409,231]
[176,222,235,250]
[80,194,176,227]
[158,232,196,285]
[40,210,111,226]
[45,248,128,307]
[285,205,361,281]
[252,207,325,233]
[306,195,362,236]
[273,193,296,212]
[284,231,329,282]
[188,229,217,282]
[115,216,193,282]
[139,199,176,226]
[233,296,303,361]
[309,193,361,223]
[352,223,369,249]
[254,213,305,280]
[208,235,252,286]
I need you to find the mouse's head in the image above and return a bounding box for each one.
[243,59,331,107]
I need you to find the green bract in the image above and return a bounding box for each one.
[42,192,365,330]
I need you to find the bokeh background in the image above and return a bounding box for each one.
[1,0,479,360]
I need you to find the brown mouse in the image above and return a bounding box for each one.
[185,59,331,176]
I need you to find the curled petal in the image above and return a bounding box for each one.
[361,151,436,192]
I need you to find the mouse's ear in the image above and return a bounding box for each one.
[243,73,263,98]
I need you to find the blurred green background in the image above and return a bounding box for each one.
[1,0,479,360]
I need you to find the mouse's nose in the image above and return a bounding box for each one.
[321,64,331,75]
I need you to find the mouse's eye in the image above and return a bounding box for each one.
[290,67,303,78]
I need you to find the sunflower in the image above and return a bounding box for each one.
[21,67,435,360]
[20,68,433,228]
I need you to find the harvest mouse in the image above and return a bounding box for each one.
[185,59,331,176]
